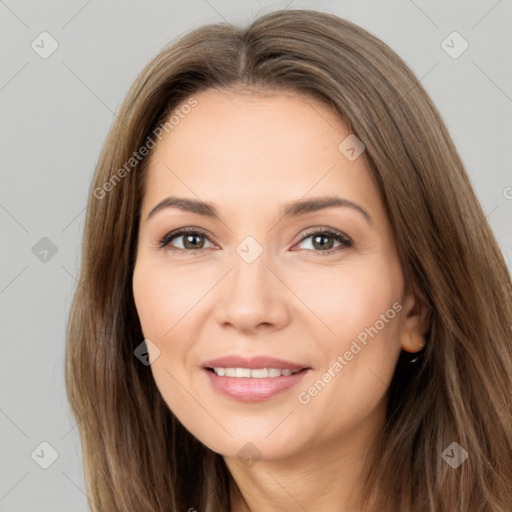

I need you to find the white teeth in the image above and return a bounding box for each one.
[250,368,269,378]
[211,367,301,378]
[235,368,251,378]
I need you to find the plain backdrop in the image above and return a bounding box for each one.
[1,1,511,510]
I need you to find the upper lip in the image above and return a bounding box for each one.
[202,355,309,371]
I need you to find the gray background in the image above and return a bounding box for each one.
[1,0,511,510]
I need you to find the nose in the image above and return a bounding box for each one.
[213,248,291,334]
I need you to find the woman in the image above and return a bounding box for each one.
[65,8,512,511]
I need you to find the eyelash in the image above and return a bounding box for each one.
[158,227,352,256]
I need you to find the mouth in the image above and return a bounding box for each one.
[205,367,303,378]
[201,356,311,402]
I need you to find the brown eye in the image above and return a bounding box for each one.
[182,233,206,249]
[159,229,214,251]
[295,229,352,254]
[311,233,335,250]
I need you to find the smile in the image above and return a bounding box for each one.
[208,367,302,378]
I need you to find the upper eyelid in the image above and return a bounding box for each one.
[299,227,350,239]
[159,227,215,247]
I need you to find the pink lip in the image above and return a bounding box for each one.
[201,355,311,402]
[203,369,310,402]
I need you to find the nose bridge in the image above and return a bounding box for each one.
[215,238,288,330]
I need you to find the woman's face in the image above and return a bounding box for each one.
[132,88,421,461]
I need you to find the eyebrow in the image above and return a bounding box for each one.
[146,195,372,225]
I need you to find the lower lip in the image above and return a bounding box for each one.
[203,368,310,402]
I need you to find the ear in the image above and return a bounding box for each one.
[400,292,430,353]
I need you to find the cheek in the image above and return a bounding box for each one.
[132,261,194,392]
[289,255,403,349]
[132,261,208,429]
[132,259,207,341]
[291,258,403,425]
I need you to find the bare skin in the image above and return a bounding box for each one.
[132,88,427,512]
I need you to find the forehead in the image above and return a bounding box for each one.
[154,87,346,154]
[141,88,379,219]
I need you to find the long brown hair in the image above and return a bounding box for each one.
[65,9,512,511]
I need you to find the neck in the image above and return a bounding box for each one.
[225,398,385,512]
